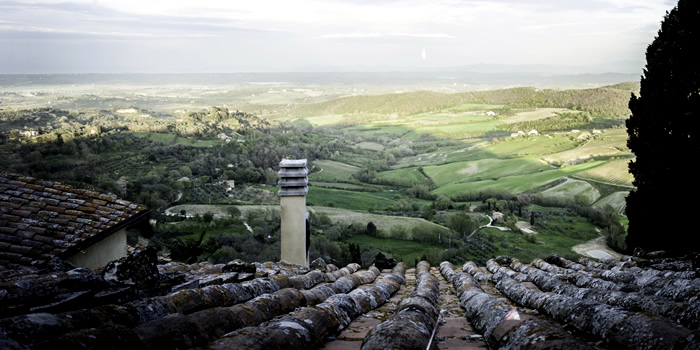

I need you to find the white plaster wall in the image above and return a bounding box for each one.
[280,196,308,267]
[67,229,127,270]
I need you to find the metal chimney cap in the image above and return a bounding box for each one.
[278,168,308,177]
[279,159,307,168]
[278,187,309,196]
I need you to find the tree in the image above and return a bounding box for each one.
[447,213,476,237]
[434,195,453,211]
[420,205,435,221]
[227,206,241,218]
[625,0,700,254]
[366,222,377,236]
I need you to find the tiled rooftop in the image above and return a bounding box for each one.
[0,172,148,269]
[0,249,697,349]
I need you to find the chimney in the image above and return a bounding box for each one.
[278,159,309,267]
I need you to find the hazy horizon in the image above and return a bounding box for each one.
[0,0,675,74]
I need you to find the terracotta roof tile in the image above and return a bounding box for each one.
[7,244,33,255]
[25,183,46,191]
[1,254,694,349]
[10,209,32,218]
[8,222,29,230]
[15,230,35,239]
[32,235,53,244]
[0,172,147,268]
[0,233,22,245]
[28,201,46,209]
[0,214,20,222]
[0,251,21,262]
[40,197,60,206]
[21,240,42,249]
[19,206,40,213]
[0,227,17,235]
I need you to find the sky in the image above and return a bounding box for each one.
[0,0,676,73]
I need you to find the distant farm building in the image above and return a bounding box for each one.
[221,180,236,193]
[491,211,504,223]
[19,129,38,138]
[217,133,232,143]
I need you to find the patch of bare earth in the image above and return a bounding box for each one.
[572,235,623,260]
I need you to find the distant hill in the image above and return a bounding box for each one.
[602,81,640,92]
[252,86,633,119]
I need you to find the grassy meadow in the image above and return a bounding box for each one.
[346,234,445,264]
[309,160,359,182]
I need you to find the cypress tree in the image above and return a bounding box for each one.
[625,0,700,253]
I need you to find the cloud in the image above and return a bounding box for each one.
[0,0,676,72]
[0,24,218,39]
[320,32,455,39]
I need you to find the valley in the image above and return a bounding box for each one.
[0,74,634,267]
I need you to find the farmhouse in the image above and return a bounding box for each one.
[220,179,235,192]
[217,132,232,143]
[491,211,504,223]
[19,129,38,138]
[0,172,150,270]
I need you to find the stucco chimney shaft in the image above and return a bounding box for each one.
[278,159,309,267]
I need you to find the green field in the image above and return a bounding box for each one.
[376,167,430,187]
[432,160,607,196]
[347,124,413,136]
[307,187,395,211]
[482,215,600,262]
[592,191,629,213]
[442,103,506,112]
[416,120,506,138]
[392,142,488,168]
[574,158,634,187]
[540,178,600,204]
[543,129,631,165]
[300,114,346,126]
[354,142,384,151]
[406,113,495,123]
[312,207,448,234]
[164,204,448,235]
[346,234,444,264]
[309,160,359,182]
[423,158,551,187]
[485,134,581,158]
[311,182,377,191]
[501,108,566,123]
